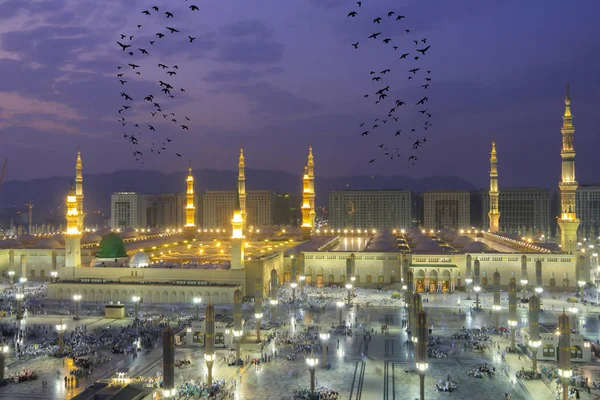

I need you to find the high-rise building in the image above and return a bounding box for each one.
[110,192,140,229]
[423,190,470,230]
[488,141,500,233]
[202,190,272,229]
[272,193,300,227]
[576,184,600,239]
[328,190,411,229]
[469,191,484,229]
[482,188,550,235]
[557,84,580,254]
[138,194,185,229]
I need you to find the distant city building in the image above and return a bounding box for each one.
[272,193,300,227]
[482,188,550,236]
[328,190,412,229]
[110,192,140,229]
[576,184,600,239]
[423,190,470,230]
[469,191,484,229]
[202,190,273,229]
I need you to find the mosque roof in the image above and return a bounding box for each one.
[34,238,62,249]
[0,239,23,249]
[463,241,493,253]
[96,232,128,259]
[129,251,150,266]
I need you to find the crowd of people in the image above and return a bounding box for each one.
[293,386,339,399]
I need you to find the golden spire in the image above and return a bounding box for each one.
[563,83,573,126]
[185,162,195,227]
[238,147,245,167]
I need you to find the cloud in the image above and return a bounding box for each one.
[203,66,284,83]
[216,20,285,65]
[219,81,321,117]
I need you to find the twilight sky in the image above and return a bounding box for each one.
[0,0,599,189]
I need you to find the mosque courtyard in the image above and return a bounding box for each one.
[0,285,599,400]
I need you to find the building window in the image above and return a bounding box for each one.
[542,346,555,358]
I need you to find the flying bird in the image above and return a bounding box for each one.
[152,6,159,11]
[352,42,359,49]
[128,63,140,69]
[380,69,390,74]
[167,71,176,76]
[181,125,189,130]
[369,159,375,163]
[422,84,430,89]
[156,33,165,38]
[165,11,173,18]
[399,53,409,59]
[383,38,391,43]
[148,125,156,131]
[368,32,381,39]
[158,63,168,69]
[190,5,199,11]
[357,1,361,7]
[417,45,431,55]
[416,96,429,105]
[176,153,182,158]
[120,92,133,101]
[395,130,402,136]
[117,41,131,51]
[188,36,196,42]
[139,48,148,54]
[372,76,382,81]
[373,17,382,24]
[166,27,179,33]
[396,15,406,20]
[409,68,420,74]
[348,11,357,17]
[119,79,127,85]
[142,10,150,15]
[388,11,395,17]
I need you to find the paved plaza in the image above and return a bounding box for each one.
[1,287,600,399]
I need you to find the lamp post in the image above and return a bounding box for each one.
[15,292,24,321]
[473,259,481,309]
[319,333,329,368]
[557,312,572,400]
[411,293,422,343]
[56,319,66,353]
[205,302,215,384]
[568,306,578,330]
[415,310,428,400]
[345,283,352,306]
[72,294,81,320]
[521,255,529,297]
[578,280,586,301]
[508,277,517,351]
[8,271,14,289]
[255,277,263,343]
[493,269,501,329]
[465,254,473,293]
[0,343,8,380]
[233,288,242,360]
[19,277,26,292]
[336,301,344,326]
[299,275,306,295]
[193,297,202,320]
[255,312,263,342]
[306,352,318,394]
[50,271,57,283]
[132,296,140,320]
[290,282,297,303]
[351,276,356,297]
[535,260,543,296]
[528,295,541,372]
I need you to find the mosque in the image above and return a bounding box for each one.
[0,87,588,304]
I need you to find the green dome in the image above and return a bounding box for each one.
[96,232,128,258]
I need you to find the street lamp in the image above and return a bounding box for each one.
[345,283,353,305]
[306,353,319,394]
[0,344,8,380]
[56,319,67,353]
[350,276,356,296]
[15,292,24,321]
[415,310,429,400]
[299,275,306,294]
[233,329,242,359]
[50,271,57,283]
[255,312,263,342]
[473,285,481,309]
[204,353,216,384]
[162,388,178,398]
[290,282,297,303]
[19,277,26,292]
[193,297,202,320]
[578,280,586,300]
[557,312,571,400]
[569,306,578,329]
[8,271,14,289]
[132,296,141,319]
[336,301,344,326]
[72,294,82,320]
[319,333,330,368]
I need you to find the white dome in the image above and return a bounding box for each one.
[82,233,103,244]
[463,241,492,253]
[130,251,150,267]
[35,238,62,249]
[120,228,139,239]
[438,228,458,242]
[451,235,473,248]
[0,239,23,249]
[149,227,162,234]
[97,227,112,236]
[18,234,36,244]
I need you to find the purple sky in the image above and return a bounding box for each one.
[0,0,599,189]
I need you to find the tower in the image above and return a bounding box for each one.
[65,181,81,269]
[184,162,196,237]
[557,84,580,254]
[488,140,500,233]
[301,146,316,239]
[238,148,247,228]
[231,187,245,269]
[75,146,84,231]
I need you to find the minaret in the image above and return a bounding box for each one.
[307,146,316,227]
[184,162,196,238]
[231,187,245,269]
[65,181,81,269]
[488,140,500,233]
[238,148,247,228]
[75,146,84,232]
[557,84,580,254]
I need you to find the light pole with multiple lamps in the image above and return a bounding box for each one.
[73,294,81,320]
[233,288,243,360]
[345,283,352,305]
[415,310,429,400]
[193,297,202,320]
[56,319,67,353]
[319,333,329,368]
[290,282,297,303]
[492,269,501,328]
[15,292,24,321]
[205,301,215,384]
[557,311,572,400]
[528,295,541,372]
[336,301,344,326]
[0,343,8,380]
[132,296,141,319]
[473,259,481,309]
[306,352,318,394]
[19,277,26,292]
[299,275,306,295]
[8,271,14,289]
[508,277,517,351]
[50,271,58,283]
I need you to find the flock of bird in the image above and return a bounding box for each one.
[116,3,201,162]
[347,1,433,166]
